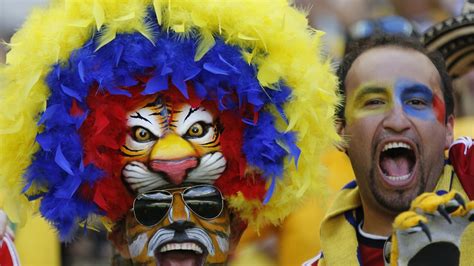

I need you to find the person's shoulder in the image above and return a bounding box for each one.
[302,252,322,266]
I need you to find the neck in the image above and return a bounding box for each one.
[360,200,397,237]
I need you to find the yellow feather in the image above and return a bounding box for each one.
[172,23,185,33]
[0,115,24,135]
[153,0,163,25]
[95,27,117,51]
[93,0,105,31]
[114,12,136,22]
[194,29,215,61]
[67,19,93,28]
[237,32,259,41]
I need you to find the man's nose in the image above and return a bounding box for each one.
[168,193,190,223]
[382,104,411,133]
[168,220,194,232]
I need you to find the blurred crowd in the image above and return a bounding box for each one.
[0,0,472,265]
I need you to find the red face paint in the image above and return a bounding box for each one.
[433,94,445,124]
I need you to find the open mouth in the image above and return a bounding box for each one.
[154,242,207,266]
[378,141,417,187]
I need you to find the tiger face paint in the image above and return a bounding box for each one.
[345,79,446,125]
[125,186,231,265]
[121,95,226,193]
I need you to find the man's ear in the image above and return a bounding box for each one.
[445,114,455,149]
[336,118,348,152]
[108,220,131,259]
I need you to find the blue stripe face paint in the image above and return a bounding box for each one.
[395,79,445,123]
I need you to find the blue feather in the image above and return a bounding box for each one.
[54,144,74,176]
[203,63,228,75]
[38,104,60,125]
[171,72,188,98]
[218,54,240,74]
[78,61,86,83]
[143,74,168,95]
[53,174,81,199]
[263,175,276,204]
[36,132,55,151]
[61,84,82,102]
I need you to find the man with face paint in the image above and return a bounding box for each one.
[0,1,339,265]
[304,34,474,266]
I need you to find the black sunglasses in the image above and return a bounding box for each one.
[133,185,224,227]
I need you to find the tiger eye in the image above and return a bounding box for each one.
[188,123,204,137]
[133,127,152,142]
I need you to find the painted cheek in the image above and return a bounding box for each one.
[396,81,440,122]
[345,98,392,125]
[194,214,230,263]
[433,94,446,124]
[401,104,435,121]
[125,215,159,263]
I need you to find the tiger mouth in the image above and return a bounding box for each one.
[154,241,207,266]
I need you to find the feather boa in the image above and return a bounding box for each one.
[0,0,339,239]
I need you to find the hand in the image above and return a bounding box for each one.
[384,191,474,266]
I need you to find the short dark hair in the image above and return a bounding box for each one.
[336,34,454,122]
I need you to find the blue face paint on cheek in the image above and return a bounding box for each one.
[394,79,436,121]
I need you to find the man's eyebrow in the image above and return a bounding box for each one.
[399,83,432,94]
[353,86,388,102]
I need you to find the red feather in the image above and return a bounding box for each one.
[77,82,267,221]
[79,84,150,221]
[69,99,84,116]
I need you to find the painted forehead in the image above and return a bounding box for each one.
[348,46,443,93]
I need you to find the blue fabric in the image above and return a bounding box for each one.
[343,180,358,190]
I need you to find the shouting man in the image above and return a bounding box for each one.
[305,34,474,266]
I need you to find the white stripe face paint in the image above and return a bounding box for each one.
[216,235,229,253]
[128,233,149,258]
[147,228,175,257]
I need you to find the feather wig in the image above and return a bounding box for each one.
[0,0,339,239]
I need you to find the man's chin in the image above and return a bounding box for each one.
[371,171,421,213]
[372,185,418,213]
[154,249,207,266]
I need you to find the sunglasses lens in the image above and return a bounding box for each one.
[134,191,172,226]
[183,186,223,219]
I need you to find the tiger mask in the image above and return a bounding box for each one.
[121,94,226,192]
[107,90,245,265]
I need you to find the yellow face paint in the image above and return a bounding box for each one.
[345,83,394,125]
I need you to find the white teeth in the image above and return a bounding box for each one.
[382,142,412,152]
[386,174,410,181]
[159,242,203,254]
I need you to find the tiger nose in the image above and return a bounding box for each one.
[149,133,198,185]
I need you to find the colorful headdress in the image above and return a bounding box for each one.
[0,0,338,239]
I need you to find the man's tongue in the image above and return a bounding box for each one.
[380,156,410,177]
[158,250,202,266]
